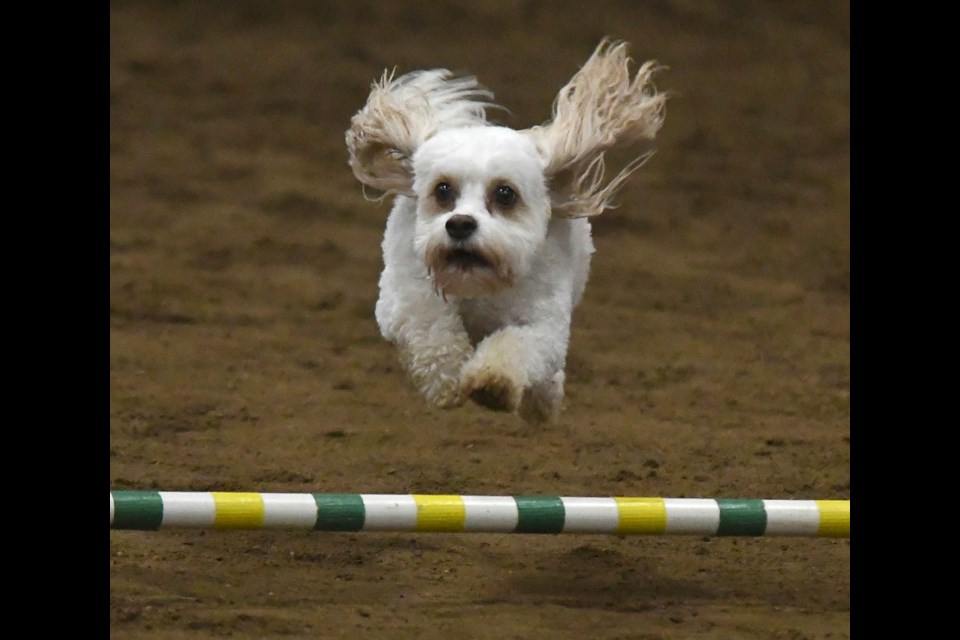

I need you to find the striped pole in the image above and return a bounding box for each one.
[110,492,850,538]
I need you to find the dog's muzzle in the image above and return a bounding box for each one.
[445,214,477,240]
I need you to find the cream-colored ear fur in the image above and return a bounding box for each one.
[345,69,497,196]
[526,39,667,218]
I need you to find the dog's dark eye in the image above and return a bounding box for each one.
[434,181,454,204]
[493,184,517,207]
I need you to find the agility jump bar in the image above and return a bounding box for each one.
[110,492,849,537]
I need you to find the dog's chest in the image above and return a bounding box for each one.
[457,297,523,345]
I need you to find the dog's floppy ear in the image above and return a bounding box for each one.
[525,39,667,218]
[346,69,496,196]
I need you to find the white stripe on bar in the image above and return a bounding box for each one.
[762,500,821,536]
[261,493,319,529]
[110,493,115,526]
[158,491,216,528]
[664,498,720,535]
[462,496,518,532]
[561,497,620,533]
[361,494,417,530]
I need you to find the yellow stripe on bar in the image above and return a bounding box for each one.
[815,500,850,538]
[615,497,667,534]
[212,492,265,529]
[413,494,466,532]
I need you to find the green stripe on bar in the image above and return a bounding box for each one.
[112,491,164,530]
[514,496,565,533]
[716,499,767,536]
[313,494,365,531]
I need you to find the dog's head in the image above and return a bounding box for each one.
[411,126,550,298]
[346,39,667,299]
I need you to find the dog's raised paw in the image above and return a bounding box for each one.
[462,369,523,412]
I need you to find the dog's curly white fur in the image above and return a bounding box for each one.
[345,39,667,424]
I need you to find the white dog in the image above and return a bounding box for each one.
[345,39,666,424]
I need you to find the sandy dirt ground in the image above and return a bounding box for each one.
[109,1,850,638]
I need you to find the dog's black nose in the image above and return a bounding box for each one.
[445,214,477,240]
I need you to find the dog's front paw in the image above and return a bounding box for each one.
[420,372,466,409]
[401,340,472,410]
[460,364,524,413]
[516,371,565,424]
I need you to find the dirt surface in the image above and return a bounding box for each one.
[109,1,850,638]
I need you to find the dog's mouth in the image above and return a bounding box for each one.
[444,248,492,270]
[425,244,513,299]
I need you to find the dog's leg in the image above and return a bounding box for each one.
[378,285,473,409]
[460,322,568,419]
[393,310,474,409]
[376,202,476,409]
